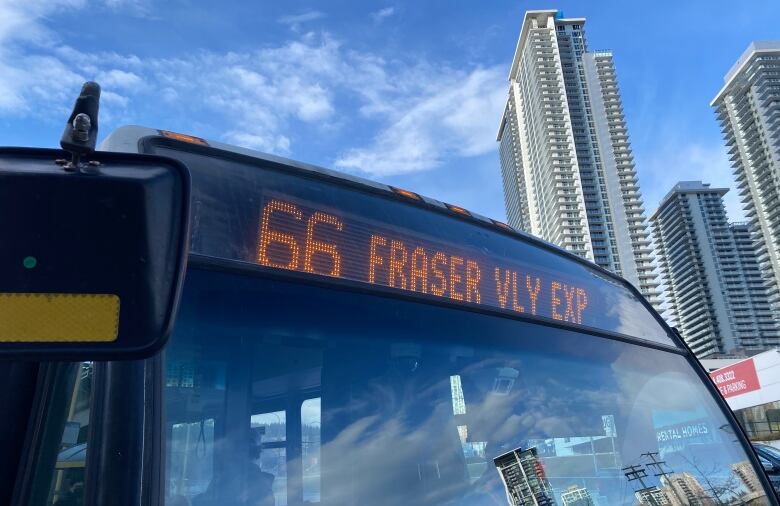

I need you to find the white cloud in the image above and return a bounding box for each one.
[371,7,395,23]
[0,22,345,153]
[0,0,90,113]
[335,66,506,176]
[277,10,325,24]
[96,69,143,89]
[0,54,86,114]
[0,2,505,171]
[224,131,291,153]
[101,0,152,17]
[0,0,87,46]
[277,10,325,31]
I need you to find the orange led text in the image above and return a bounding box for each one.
[258,200,343,276]
[368,235,481,303]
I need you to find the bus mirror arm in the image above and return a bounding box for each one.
[59,81,101,169]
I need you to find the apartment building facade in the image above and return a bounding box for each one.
[497,10,658,305]
[650,181,779,358]
[712,41,780,311]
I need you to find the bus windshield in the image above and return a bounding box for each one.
[164,266,768,506]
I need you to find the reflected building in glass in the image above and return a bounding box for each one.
[522,417,620,505]
[635,487,671,506]
[659,472,712,506]
[560,485,594,506]
[449,374,490,482]
[731,460,766,504]
[494,447,557,506]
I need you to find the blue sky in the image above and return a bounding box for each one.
[1,0,778,222]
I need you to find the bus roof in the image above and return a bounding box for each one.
[99,125,589,271]
[100,126,676,346]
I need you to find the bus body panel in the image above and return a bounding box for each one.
[16,126,773,506]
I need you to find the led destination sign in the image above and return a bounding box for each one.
[142,142,674,345]
[259,196,590,326]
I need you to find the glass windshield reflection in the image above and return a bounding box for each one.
[164,270,768,506]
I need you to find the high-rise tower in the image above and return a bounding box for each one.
[497,10,658,305]
[711,41,780,312]
[650,181,780,358]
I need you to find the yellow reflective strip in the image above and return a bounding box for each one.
[0,293,119,342]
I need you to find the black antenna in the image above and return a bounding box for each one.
[623,464,661,506]
[60,81,101,169]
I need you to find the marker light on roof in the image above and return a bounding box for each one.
[445,203,471,217]
[491,219,514,232]
[390,186,422,201]
[159,130,208,146]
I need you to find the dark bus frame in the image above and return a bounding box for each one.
[1,127,775,506]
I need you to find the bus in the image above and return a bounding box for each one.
[7,125,776,506]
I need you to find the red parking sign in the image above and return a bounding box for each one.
[709,359,761,398]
